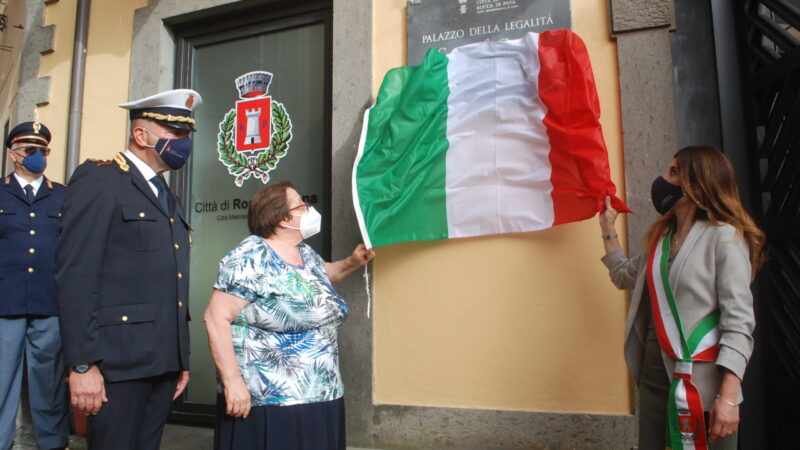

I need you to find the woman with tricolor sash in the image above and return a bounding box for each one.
[599,146,764,450]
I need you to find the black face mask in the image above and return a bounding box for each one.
[651,176,683,215]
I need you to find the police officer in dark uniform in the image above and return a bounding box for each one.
[56,89,202,449]
[0,121,70,450]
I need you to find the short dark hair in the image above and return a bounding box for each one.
[248,181,295,238]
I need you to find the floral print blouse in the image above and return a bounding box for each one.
[213,235,348,406]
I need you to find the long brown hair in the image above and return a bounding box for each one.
[643,146,765,277]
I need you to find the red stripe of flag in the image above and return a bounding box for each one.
[537,30,630,225]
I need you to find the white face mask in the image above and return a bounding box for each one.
[285,206,322,239]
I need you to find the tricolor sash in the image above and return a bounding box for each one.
[646,233,720,450]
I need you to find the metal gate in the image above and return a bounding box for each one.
[740,1,800,447]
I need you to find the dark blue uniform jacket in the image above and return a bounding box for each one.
[56,154,191,382]
[0,174,65,317]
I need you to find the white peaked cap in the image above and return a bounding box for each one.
[120,89,202,131]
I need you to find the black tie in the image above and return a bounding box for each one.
[150,176,170,213]
[24,185,35,204]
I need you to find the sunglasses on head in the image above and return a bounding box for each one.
[13,146,51,157]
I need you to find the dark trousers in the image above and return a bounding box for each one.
[87,372,179,450]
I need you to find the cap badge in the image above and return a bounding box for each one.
[33,123,41,135]
[185,94,194,109]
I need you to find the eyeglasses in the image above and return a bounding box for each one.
[289,203,309,214]
[12,146,51,157]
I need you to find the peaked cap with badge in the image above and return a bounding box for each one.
[6,121,52,148]
[119,88,202,131]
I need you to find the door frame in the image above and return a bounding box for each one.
[166,0,333,424]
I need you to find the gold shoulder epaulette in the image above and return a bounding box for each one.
[113,154,130,172]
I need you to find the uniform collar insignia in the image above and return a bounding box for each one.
[114,153,130,172]
[45,178,53,189]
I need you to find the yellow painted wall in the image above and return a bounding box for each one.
[371,0,633,414]
[78,0,148,161]
[0,0,27,133]
[38,0,76,184]
[38,0,147,184]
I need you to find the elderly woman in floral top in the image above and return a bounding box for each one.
[204,181,373,450]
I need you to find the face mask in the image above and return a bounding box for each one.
[143,129,193,170]
[651,176,683,215]
[285,206,322,239]
[20,149,47,173]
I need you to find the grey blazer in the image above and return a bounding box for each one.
[602,220,754,409]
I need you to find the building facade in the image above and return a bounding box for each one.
[3,0,798,448]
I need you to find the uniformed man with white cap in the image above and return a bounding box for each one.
[56,89,201,449]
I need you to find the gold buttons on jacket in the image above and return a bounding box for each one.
[29,248,35,254]
[139,212,145,218]
[29,212,35,218]
[169,217,175,224]
[174,243,180,250]
[178,301,183,308]
[27,267,34,273]
[177,272,183,280]
[122,315,128,322]
[29,230,36,235]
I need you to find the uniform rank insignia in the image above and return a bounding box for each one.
[113,154,130,172]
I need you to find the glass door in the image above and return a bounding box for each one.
[170,5,331,422]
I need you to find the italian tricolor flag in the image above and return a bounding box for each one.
[353,30,629,248]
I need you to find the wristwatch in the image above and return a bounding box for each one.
[72,364,93,374]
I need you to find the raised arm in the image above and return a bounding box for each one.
[599,195,642,290]
[324,243,375,284]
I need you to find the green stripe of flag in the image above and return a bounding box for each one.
[356,49,451,246]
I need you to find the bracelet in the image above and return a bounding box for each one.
[602,233,618,240]
[715,394,740,407]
